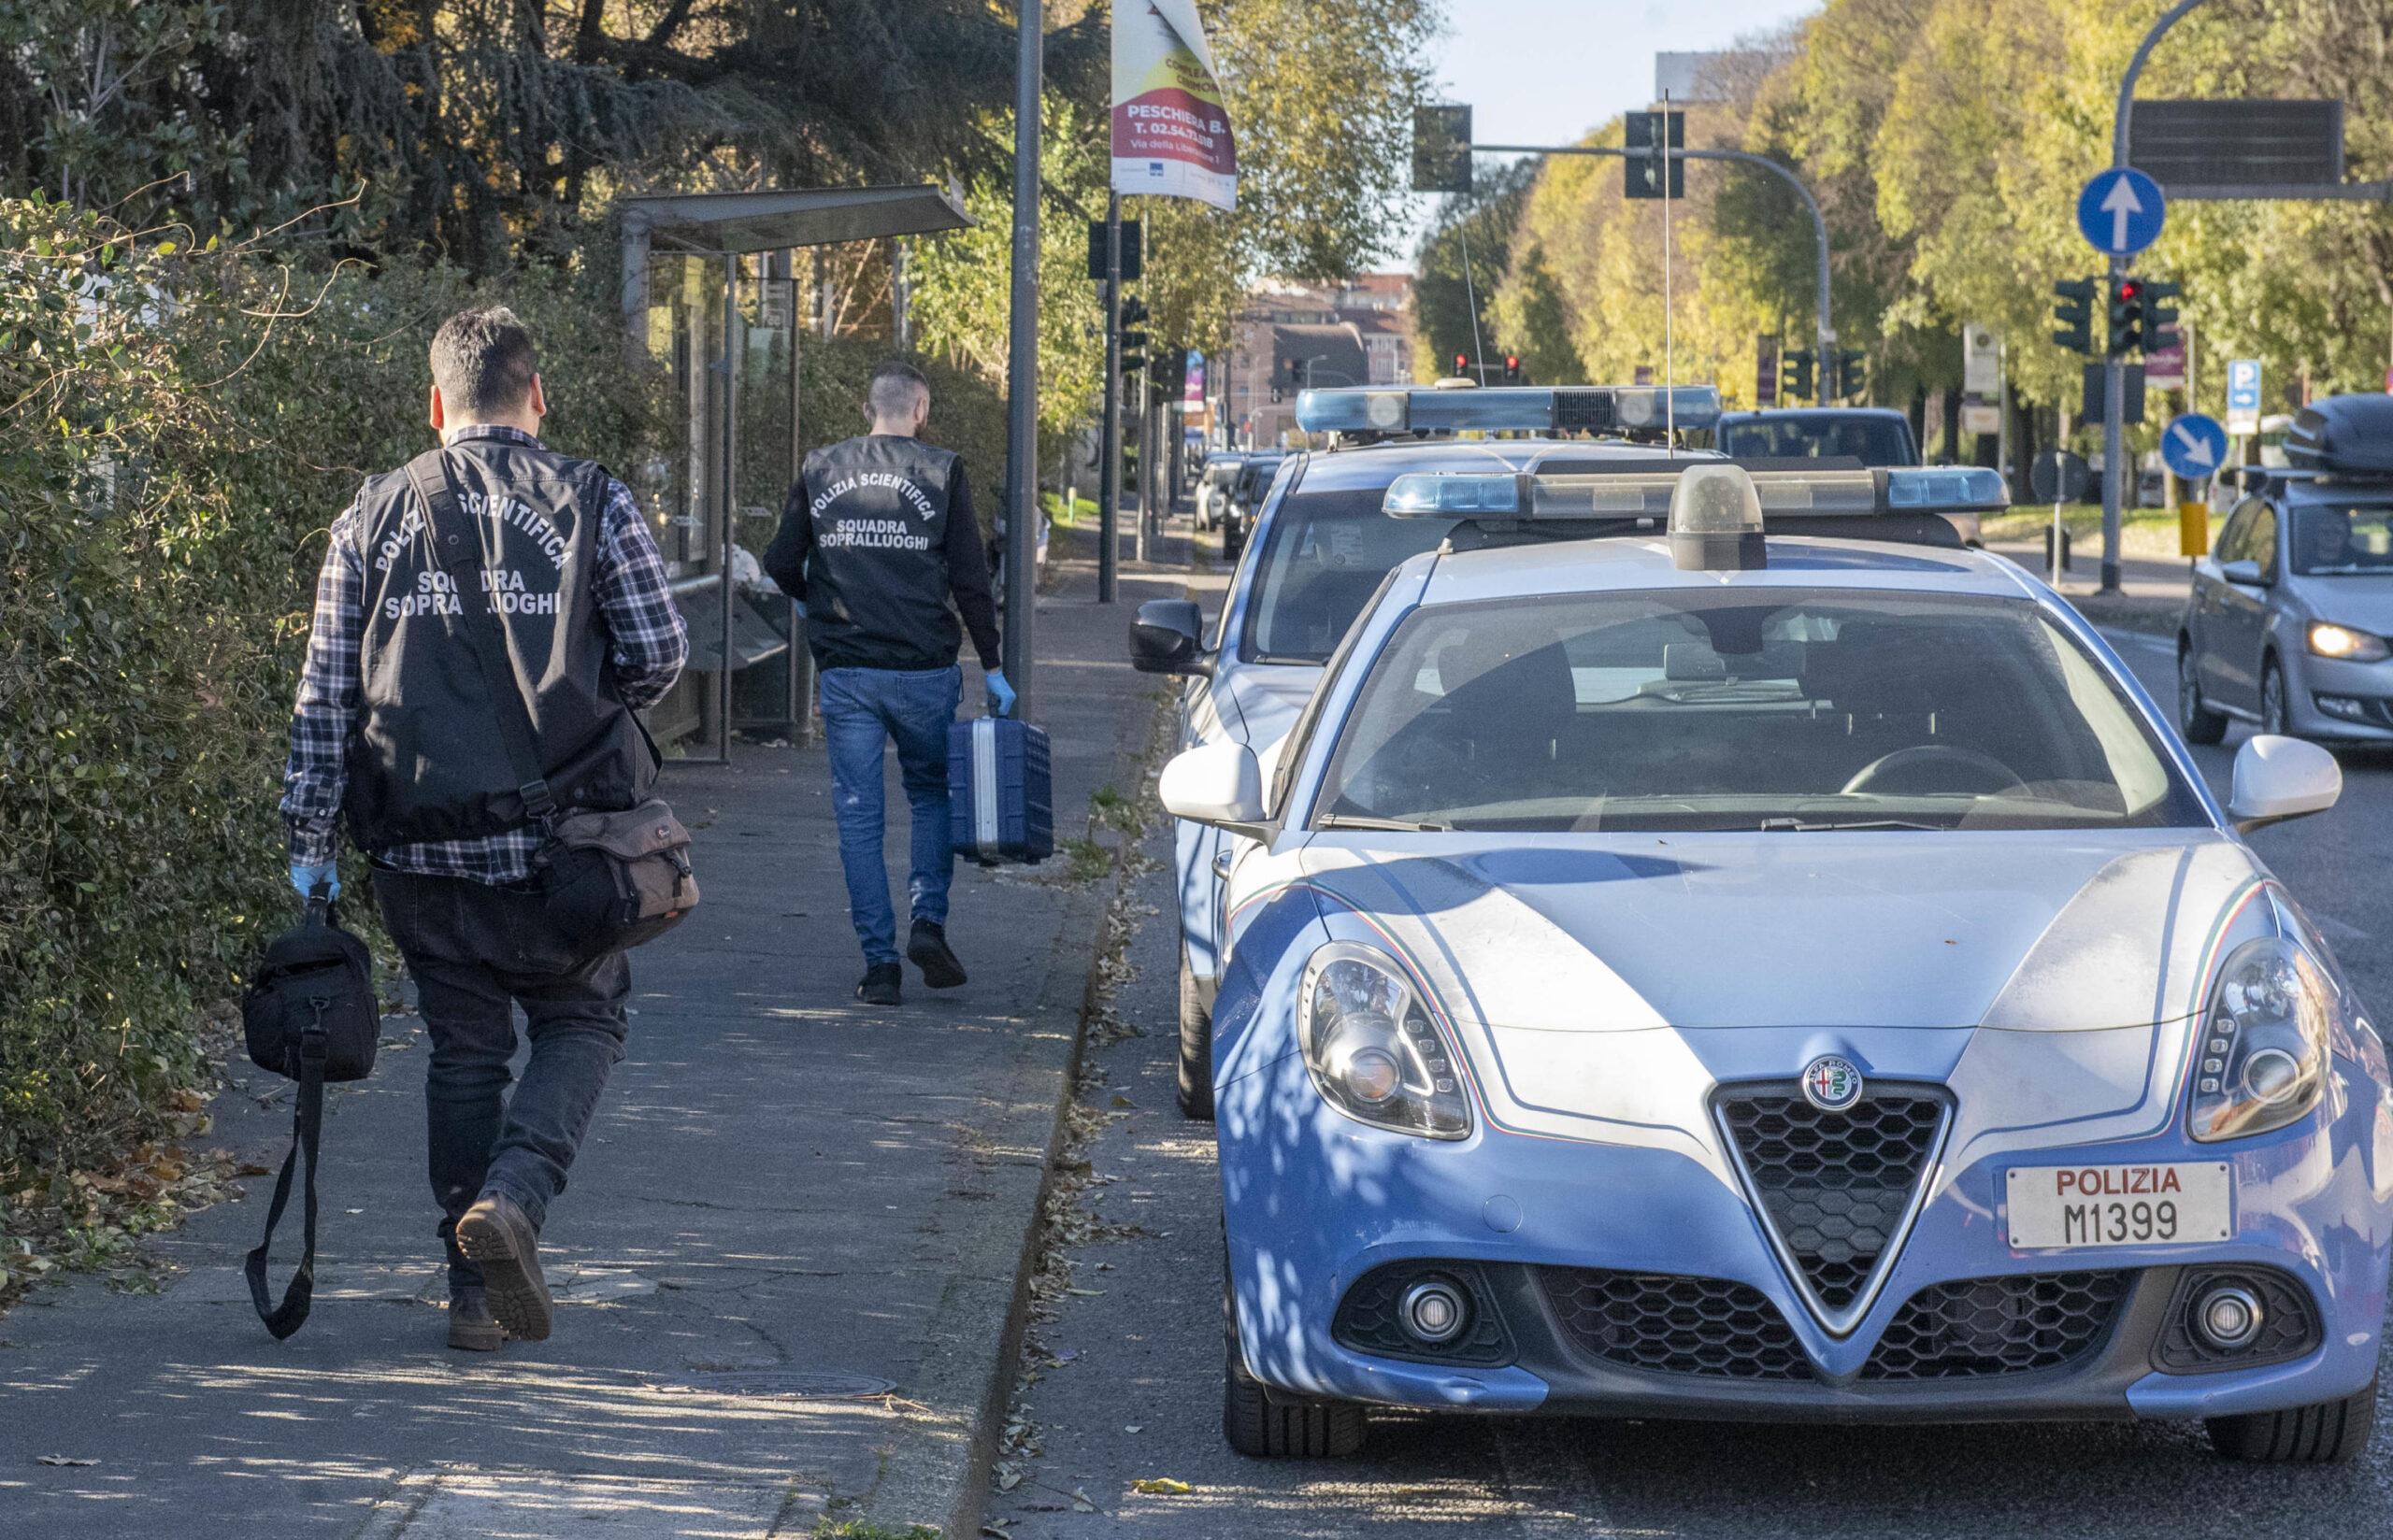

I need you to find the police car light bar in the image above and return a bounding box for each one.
[1383,464,2008,521]
[1294,384,1723,437]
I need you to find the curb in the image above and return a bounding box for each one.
[851,645,1170,1539]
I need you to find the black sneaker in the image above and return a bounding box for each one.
[857,961,903,1005]
[447,1282,505,1352]
[907,921,968,990]
[454,1191,552,1343]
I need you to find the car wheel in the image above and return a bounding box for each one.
[1222,1259,1364,1459]
[2206,1376,2377,1462]
[2260,656,2291,736]
[2178,638,2228,745]
[1176,953,1215,1121]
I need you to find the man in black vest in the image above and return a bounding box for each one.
[280,307,687,1350]
[764,361,1008,1006]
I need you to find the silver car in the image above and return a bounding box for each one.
[2179,473,2393,744]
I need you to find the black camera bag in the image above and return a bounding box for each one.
[238,891,378,1338]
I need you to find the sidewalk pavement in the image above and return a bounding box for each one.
[0,527,1191,1540]
[1985,535,2196,636]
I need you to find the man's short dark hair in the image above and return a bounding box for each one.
[430,307,537,417]
[867,359,931,422]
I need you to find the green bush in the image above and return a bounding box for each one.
[0,199,1018,1198]
[0,198,679,1188]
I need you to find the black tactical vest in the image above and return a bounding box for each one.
[797,435,966,672]
[344,435,655,850]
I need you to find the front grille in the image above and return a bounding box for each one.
[1862,1272,2129,1379]
[1540,1268,1813,1380]
[1716,1084,1947,1315]
[1332,1262,1514,1366]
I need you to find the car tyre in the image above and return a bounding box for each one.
[1222,1263,1364,1459]
[2260,656,2291,737]
[1175,953,1215,1120]
[2177,638,2228,745]
[2205,1377,2378,1462]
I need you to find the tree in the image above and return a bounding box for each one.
[1411,159,1534,379]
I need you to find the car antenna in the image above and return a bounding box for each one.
[1662,87,1676,459]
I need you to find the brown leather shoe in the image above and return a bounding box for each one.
[447,1283,505,1351]
[454,1191,552,1342]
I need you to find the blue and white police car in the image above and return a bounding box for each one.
[1130,384,1723,1119]
[1158,454,2392,1462]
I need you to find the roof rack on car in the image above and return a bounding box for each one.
[1294,383,1722,439]
[1382,462,2009,568]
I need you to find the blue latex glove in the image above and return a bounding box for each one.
[984,668,1017,719]
[291,862,339,902]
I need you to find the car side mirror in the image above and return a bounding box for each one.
[1159,742,1268,839]
[2228,734,2341,832]
[2220,558,2268,586]
[1129,599,1210,677]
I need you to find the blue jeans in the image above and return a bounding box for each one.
[820,664,960,966]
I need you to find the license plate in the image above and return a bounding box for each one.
[2004,1162,2232,1249]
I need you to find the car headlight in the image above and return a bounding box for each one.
[2189,937,2330,1141]
[1299,942,1470,1139]
[2307,621,2389,662]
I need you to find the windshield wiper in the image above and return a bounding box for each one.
[1316,813,1450,833]
[1758,817,1946,832]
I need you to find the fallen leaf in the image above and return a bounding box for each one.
[1071,1487,1097,1514]
[36,1456,97,1467]
[1109,1094,1134,1108]
[1124,1423,1143,1433]
[1131,1477,1192,1495]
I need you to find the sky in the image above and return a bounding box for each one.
[1396,0,1825,267]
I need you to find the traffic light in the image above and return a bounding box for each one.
[1624,109,1684,199]
[2139,278,2182,353]
[1780,349,1814,403]
[1453,351,1470,378]
[2051,278,2096,355]
[1836,349,1867,403]
[2107,277,2142,357]
[1503,352,1522,383]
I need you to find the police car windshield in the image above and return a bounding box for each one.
[2291,501,2393,576]
[1243,488,1455,663]
[1718,414,1915,467]
[1314,589,2205,833]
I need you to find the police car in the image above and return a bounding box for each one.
[1158,453,2390,1462]
[1129,385,1724,1119]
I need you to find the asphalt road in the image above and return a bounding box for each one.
[987,618,2393,1540]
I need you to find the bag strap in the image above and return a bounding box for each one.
[243,1005,330,1340]
[402,449,557,826]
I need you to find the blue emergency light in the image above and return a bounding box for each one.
[1294,384,1723,437]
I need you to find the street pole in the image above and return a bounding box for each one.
[2103,0,2214,594]
[1001,0,1042,710]
[1134,364,1153,563]
[1098,193,1123,604]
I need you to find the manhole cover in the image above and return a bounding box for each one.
[660,1370,896,1400]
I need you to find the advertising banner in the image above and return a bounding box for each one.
[1111,0,1238,211]
[1182,349,1206,407]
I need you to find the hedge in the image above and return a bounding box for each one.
[0,196,1011,1193]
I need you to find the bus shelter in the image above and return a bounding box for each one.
[618,184,971,762]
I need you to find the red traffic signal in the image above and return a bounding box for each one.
[1454,352,1469,376]
[1503,353,1522,383]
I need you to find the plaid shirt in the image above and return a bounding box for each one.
[281,425,688,885]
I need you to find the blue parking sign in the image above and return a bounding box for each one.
[2161,413,2228,480]
[2076,167,2166,257]
[2226,359,2262,432]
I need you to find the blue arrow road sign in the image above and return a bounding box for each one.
[2162,412,2228,481]
[2076,167,2166,257]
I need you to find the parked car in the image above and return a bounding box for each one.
[1219,451,1286,561]
[2179,395,2393,744]
[1196,453,1243,532]
[1161,454,2383,1463]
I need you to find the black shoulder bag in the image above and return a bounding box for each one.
[240,888,379,1338]
[402,450,698,966]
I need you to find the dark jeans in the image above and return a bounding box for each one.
[372,868,629,1287]
[819,663,960,966]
